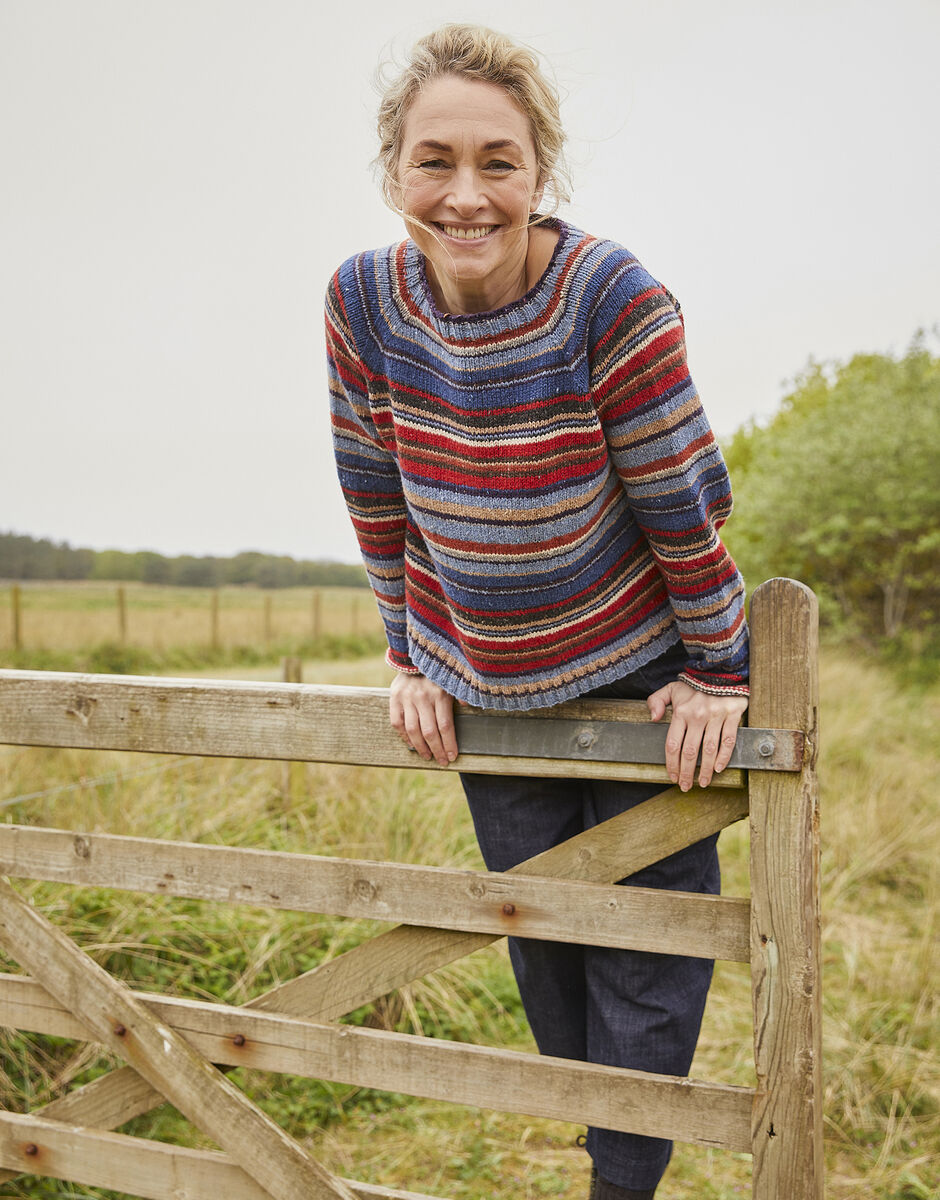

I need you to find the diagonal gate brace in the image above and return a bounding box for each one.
[0,876,356,1200]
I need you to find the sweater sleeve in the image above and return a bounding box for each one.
[326,268,416,673]
[589,272,749,696]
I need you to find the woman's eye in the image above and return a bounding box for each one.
[419,159,449,170]
[486,160,516,172]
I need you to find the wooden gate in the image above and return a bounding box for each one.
[0,577,822,1198]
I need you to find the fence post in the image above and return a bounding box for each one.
[116,586,127,644]
[747,578,823,1199]
[281,656,305,806]
[210,589,220,651]
[11,585,21,651]
[311,590,321,641]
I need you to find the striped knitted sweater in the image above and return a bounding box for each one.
[327,219,749,710]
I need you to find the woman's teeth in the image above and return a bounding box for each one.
[440,225,497,240]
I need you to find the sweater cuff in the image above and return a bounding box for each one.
[678,670,750,699]
[385,646,421,676]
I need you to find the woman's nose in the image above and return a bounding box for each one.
[447,167,485,213]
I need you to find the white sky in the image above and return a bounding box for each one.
[1,0,937,563]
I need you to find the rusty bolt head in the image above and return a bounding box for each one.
[502,903,516,916]
[232,1033,246,1047]
[113,1024,127,1037]
[24,1143,39,1157]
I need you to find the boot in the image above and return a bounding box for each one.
[589,1164,657,1200]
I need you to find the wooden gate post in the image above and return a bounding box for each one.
[11,584,21,651]
[748,578,823,1199]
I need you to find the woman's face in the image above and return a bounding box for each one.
[395,74,544,314]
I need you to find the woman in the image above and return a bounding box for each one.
[327,24,749,1200]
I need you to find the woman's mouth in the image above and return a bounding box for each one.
[436,224,499,241]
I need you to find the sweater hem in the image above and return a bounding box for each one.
[405,632,686,712]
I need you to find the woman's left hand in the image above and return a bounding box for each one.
[647,681,748,791]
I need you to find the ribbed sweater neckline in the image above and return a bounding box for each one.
[402,216,575,335]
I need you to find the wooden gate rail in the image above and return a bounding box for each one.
[0,577,823,1200]
[0,671,755,787]
[0,825,751,962]
[0,971,753,1149]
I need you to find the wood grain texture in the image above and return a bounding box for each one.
[0,1067,162,1187]
[747,579,824,1199]
[0,1110,436,1200]
[0,878,358,1200]
[0,669,745,787]
[0,975,754,1152]
[0,824,750,962]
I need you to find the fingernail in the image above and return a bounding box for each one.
[669,773,678,783]
[448,751,457,762]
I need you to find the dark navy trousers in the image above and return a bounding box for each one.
[459,641,719,1191]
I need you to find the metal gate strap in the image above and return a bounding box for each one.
[455,714,803,772]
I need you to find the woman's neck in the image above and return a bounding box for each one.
[424,223,561,316]
[426,246,529,316]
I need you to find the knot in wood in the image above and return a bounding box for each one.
[354,878,377,902]
[65,694,97,726]
[72,835,91,859]
[468,879,486,899]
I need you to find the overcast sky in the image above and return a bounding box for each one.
[2,0,937,563]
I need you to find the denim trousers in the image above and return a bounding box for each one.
[459,641,719,1191]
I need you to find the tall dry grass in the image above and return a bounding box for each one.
[0,647,936,1198]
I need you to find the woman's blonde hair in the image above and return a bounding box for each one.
[376,23,570,214]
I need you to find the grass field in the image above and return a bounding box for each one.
[1,582,384,655]
[0,637,937,1198]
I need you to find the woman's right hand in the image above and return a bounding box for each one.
[389,672,457,766]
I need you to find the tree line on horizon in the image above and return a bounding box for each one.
[0,536,368,590]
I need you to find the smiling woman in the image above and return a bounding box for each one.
[392,75,557,314]
[325,23,750,1200]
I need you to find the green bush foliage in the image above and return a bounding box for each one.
[723,335,940,664]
